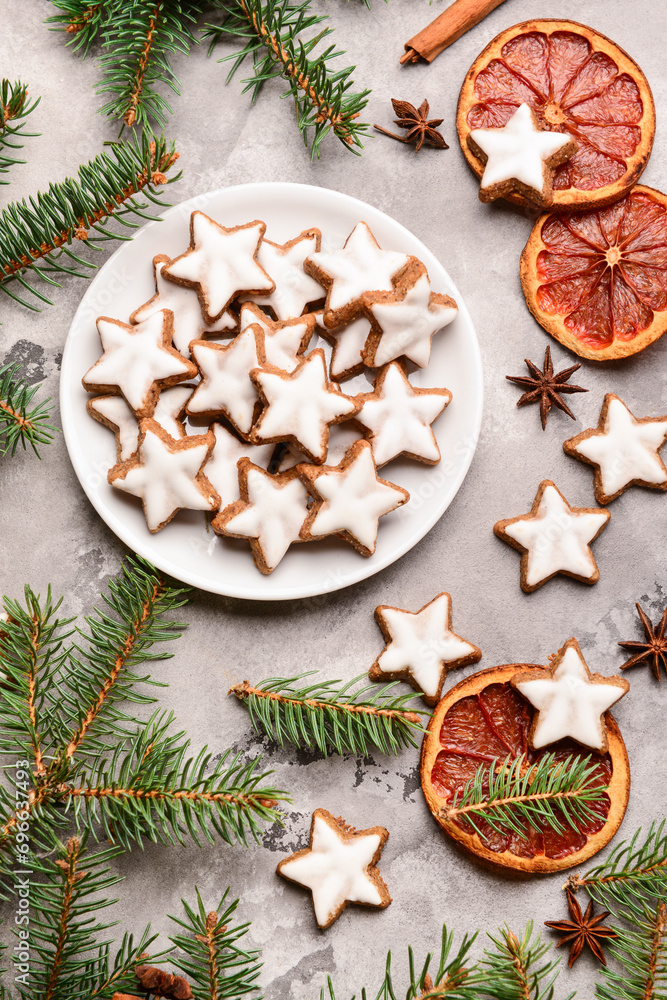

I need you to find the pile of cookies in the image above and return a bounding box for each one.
[82,212,458,573]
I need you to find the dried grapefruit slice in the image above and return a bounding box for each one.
[457,20,655,210]
[521,185,667,360]
[420,665,629,874]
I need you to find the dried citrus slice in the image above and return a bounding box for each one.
[457,20,655,210]
[521,185,667,360]
[420,665,629,874]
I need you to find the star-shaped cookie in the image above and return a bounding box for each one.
[187,325,266,437]
[163,212,274,322]
[353,362,451,466]
[251,349,358,464]
[276,809,391,929]
[369,592,481,705]
[203,422,274,509]
[305,221,411,328]
[511,638,629,751]
[131,254,237,356]
[248,228,325,320]
[364,269,458,369]
[494,480,610,593]
[82,311,196,416]
[108,419,218,532]
[239,302,314,373]
[563,394,667,504]
[212,460,309,574]
[299,440,409,557]
[467,103,576,207]
[314,310,373,382]
[87,384,193,461]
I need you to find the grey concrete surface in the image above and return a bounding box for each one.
[1,0,667,996]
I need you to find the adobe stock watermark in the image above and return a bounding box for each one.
[10,759,32,987]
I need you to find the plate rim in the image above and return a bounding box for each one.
[60,181,484,601]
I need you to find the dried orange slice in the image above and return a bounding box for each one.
[420,665,629,874]
[521,185,667,360]
[457,20,655,211]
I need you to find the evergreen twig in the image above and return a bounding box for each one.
[568,822,667,920]
[204,0,371,158]
[169,886,263,999]
[595,903,667,1000]
[231,672,428,757]
[441,753,609,842]
[480,924,572,1000]
[0,79,40,183]
[0,362,56,457]
[47,1,108,55]
[0,129,180,312]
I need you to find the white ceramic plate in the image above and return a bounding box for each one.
[61,182,483,601]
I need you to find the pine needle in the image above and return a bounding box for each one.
[481,923,572,1000]
[441,753,609,841]
[231,671,429,757]
[47,1,108,55]
[204,0,371,158]
[0,362,56,457]
[595,903,667,1000]
[0,79,40,183]
[0,129,180,312]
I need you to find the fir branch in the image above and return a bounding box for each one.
[231,672,428,757]
[65,713,286,849]
[96,1,205,128]
[0,362,56,457]
[595,903,667,1000]
[169,886,263,1000]
[204,0,371,158]
[0,79,40,182]
[568,822,667,920]
[47,1,108,55]
[321,924,479,1000]
[480,924,570,1000]
[440,753,609,842]
[0,129,180,312]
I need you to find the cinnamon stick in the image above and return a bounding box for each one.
[401,0,509,64]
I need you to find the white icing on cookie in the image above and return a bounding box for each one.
[109,422,216,531]
[131,256,236,356]
[305,441,408,554]
[204,423,274,508]
[164,213,274,320]
[252,349,357,463]
[83,311,193,414]
[469,103,574,201]
[278,812,384,927]
[278,424,362,472]
[239,303,312,373]
[251,230,324,320]
[88,395,140,461]
[502,483,609,588]
[355,363,451,466]
[374,594,477,699]
[187,326,265,436]
[367,273,458,369]
[153,384,193,439]
[306,222,410,316]
[220,464,309,571]
[514,639,628,750]
[313,311,371,381]
[569,396,667,499]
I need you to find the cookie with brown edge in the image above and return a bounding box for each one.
[313,310,373,382]
[298,440,409,557]
[250,348,358,464]
[238,301,315,373]
[82,311,197,418]
[352,361,451,467]
[563,393,667,505]
[493,480,610,593]
[249,228,326,321]
[163,212,275,323]
[87,384,193,462]
[108,419,218,533]
[304,221,413,329]
[212,459,310,574]
[369,592,481,706]
[511,637,629,753]
[276,808,391,929]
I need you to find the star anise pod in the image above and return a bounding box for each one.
[506,346,587,430]
[374,98,448,152]
[618,601,667,680]
[545,889,616,967]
